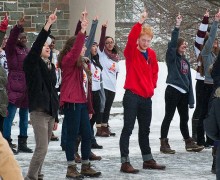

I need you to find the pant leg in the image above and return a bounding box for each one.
[160,86,181,138]
[79,104,92,160]
[18,107,29,137]
[61,116,67,148]
[137,97,153,161]
[192,80,204,120]
[3,103,17,140]
[64,103,81,163]
[25,111,54,180]
[90,90,101,125]
[120,90,138,163]
[102,89,115,124]
[197,84,213,145]
[0,115,4,133]
[177,93,190,139]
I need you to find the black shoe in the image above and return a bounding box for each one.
[91,143,103,149]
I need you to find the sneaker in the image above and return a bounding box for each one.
[81,163,101,177]
[143,159,166,170]
[120,162,139,174]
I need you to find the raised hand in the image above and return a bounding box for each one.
[204,9,209,17]
[214,9,220,22]
[0,13,9,32]
[17,12,25,27]
[102,20,108,27]
[48,8,57,25]
[139,9,148,24]
[176,12,182,27]
[94,15,98,21]
[80,8,88,22]
[81,11,88,33]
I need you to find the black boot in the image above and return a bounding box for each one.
[7,138,18,155]
[18,136,33,153]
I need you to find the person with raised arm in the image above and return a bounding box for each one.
[58,11,101,179]
[159,13,203,154]
[23,9,59,180]
[119,10,165,174]
[0,14,9,134]
[3,13,32,154]
[191,10,209,141]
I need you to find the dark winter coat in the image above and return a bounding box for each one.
[211,52,220,90]
[23,28,59,121]
[166,27,194,107]
[0,31,8,117]
[204,87,220,179]
[5,25,29,108]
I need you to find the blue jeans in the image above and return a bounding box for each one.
[120,90,153,163]
[3,102,29,140]
[63,103,91,162]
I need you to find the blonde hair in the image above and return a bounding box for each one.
[139,24,154,39]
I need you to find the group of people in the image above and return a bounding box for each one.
[0,7,220,180]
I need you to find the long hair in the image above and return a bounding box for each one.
[105,36,119,54]
[58,36,76,68]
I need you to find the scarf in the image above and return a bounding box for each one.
[104,48,120,62]
[91,54,103,71]
[77,56,92,83]
[41,57,52,70]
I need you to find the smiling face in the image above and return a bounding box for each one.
[17,33,27,47]
[105,37,114,51]
[41,42,51,58]
[178,41,188,55]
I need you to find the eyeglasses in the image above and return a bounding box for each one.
[105,42,114,45]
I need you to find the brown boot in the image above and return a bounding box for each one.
[81,163,101,177]
[185,137,204,152]
[74,152,82,163]
[107,125,116,136]
[66,164,84,179]
[160,138,175,154]
[96,127,109,137]
[98,126,110,137]
[120,162,139,174]
[89,152,102,161]
[143,159,166,170]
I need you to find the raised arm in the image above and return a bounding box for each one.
[98,21,107,52]
[201,11,220,56]
[194,10,209,58]
[124,10,147,58]
[75,10,88,36]
[62,12,88,67]
[5,14,24,57]
[0,13,8,46]
[85,16,98,57]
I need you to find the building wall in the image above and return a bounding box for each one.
[0,0,70,50]
[69,0,115,42]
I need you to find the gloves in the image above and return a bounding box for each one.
[0,14,8,32]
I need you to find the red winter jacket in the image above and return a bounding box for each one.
[60,31,94,114]
[124,22,158,98]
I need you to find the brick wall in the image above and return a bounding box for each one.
[0,0,70,50]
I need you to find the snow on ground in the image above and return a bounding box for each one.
[12,62,215,179]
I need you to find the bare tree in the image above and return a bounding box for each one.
[116,0,220,69]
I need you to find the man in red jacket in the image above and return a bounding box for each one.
[119,10,165,173]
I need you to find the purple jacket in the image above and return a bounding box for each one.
[5,25,29,108]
